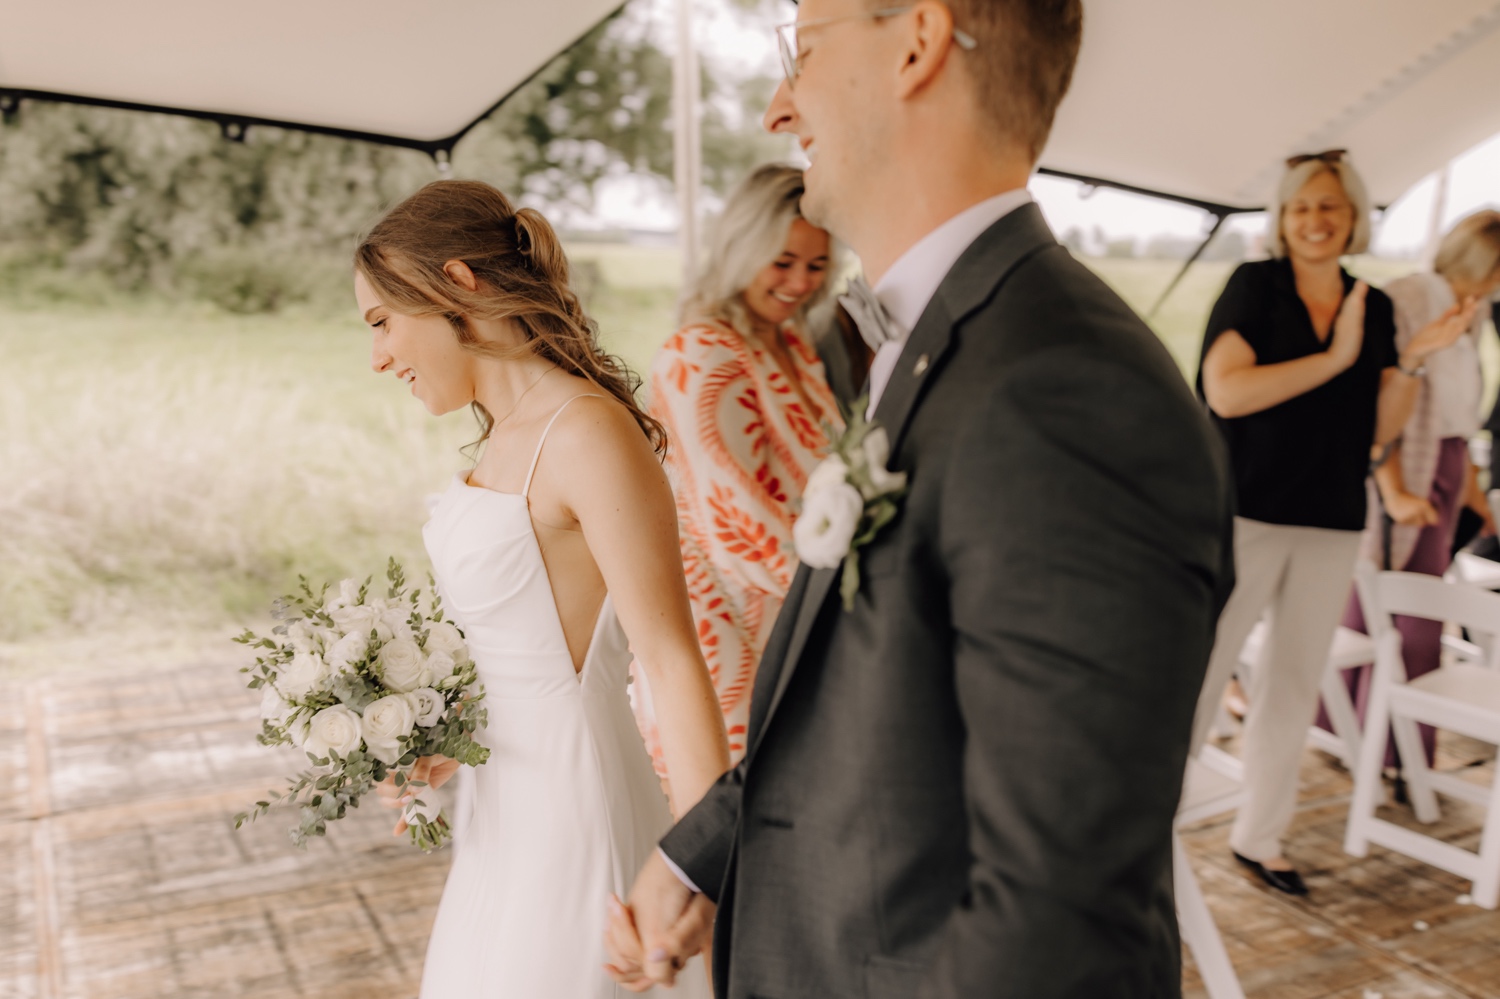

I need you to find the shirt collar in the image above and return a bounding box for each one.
[871,188,1034,339]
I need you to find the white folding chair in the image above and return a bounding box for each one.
[1344,570,1500,908]
[1174,758,1246,999]
[1216,600,1375,773]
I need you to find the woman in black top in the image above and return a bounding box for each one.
[1191,151,1467,896]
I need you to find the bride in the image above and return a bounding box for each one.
[353,179,727,997]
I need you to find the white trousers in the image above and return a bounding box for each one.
[1191,517,1362,861]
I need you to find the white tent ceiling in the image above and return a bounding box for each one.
[0,0,622,152]
[4,0,1500,212]
[1044,0,1500,212]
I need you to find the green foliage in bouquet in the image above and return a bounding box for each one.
[233,558,488,852]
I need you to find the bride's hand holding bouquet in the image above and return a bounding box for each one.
[233,558,489,852]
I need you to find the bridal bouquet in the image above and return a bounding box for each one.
[233,559,489,852]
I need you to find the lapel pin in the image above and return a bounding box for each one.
[912,354,930,376]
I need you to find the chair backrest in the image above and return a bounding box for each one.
[1373,570,1500,669]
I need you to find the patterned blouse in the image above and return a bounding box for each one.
[636,320,843,771]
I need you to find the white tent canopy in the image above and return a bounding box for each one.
[5,0,1500,211]
[0,0,623,154]
[1045,0,1500,213]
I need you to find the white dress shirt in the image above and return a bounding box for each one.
[866,188,1034,418]
[659,188,1035,897]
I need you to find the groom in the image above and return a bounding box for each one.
[607,1,1233,996]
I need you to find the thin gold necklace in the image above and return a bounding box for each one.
[489,365,556,435]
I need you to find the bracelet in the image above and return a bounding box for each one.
[1397,358,1427,378]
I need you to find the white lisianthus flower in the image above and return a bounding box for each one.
[278,651,332,698]
[325,631,369,675]
[859,427,908,499]
[260,685,293,725]
[403,796,442,826]
[406,687,445,727]
[377,638,432,693]
[330,603,380,642]
[324,578,362,613]
[380,606,415,643]
[793,482,865,569]
[424,621,469,664]
[303,704,363,760]
[285,620,324,654]
[424,649,458,683]
[805,454,851,499]
[362,694,417,764]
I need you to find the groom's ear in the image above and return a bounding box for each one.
[893,1,962,100]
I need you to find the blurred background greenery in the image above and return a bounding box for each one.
[1,0,1485,677]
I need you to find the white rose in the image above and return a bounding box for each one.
[805,455,851,498]
[380,606,414,643]
[303,704,363,760]
[406,687,445,727]
[424,621,469,664]
[377,637,432,693]
[330,603,381,641]
[278,651,332,698]
[324,578,362,613]
[859,427,908,499]
[362,694,417,764]
[325,631,369,674]
[424,649,458,683]
[793,482,865,569]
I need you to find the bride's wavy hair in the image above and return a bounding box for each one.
[355,180,666,454]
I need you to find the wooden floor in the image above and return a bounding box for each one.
[2,662,1496,999]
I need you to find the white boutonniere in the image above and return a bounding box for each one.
[794,397,908,610]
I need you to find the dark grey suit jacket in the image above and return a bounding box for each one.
[661,204,1235,999]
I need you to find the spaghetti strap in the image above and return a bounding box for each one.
[523,395,607,498]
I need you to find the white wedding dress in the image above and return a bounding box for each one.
[419,397,709,998]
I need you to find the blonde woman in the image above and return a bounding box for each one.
[354,180,724,997]
[638,164,841,770]
[1331,210,1499,768]
[1192,151,1470,895]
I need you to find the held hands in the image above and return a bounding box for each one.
[375,754,460,836]
[603,850,715,991]
[1327,280,1370,371]
[1401,296,1481,369]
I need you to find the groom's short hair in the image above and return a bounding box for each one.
[940,0,1083,162]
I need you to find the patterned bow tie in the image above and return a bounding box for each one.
[838,276,905,351]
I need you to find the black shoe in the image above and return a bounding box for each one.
[1232,851,1309,896]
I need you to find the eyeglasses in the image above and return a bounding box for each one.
[775,6,978,88]
[1285,149,1348,169]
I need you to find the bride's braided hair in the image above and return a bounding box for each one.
[355,180,666,454]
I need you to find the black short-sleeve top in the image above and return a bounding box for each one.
[1196,258,1398,531]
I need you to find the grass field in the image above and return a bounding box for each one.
[2,247,1492,677]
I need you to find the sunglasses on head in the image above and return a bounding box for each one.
[1286,149,1348,169]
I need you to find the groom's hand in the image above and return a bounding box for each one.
[605,850,715,989]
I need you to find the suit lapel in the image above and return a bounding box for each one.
[747,202,1060,750]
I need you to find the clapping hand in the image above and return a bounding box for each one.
[1402,295,1480,369]
[604,850,715,991]
[1327,280,1370,370]
[374,754,460,836]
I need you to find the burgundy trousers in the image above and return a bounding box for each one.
[1322,436,1469,769]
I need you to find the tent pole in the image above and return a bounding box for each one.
[672,0,702,289]
[1148,212,1229,319]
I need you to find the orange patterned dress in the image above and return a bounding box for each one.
[637,320,842,771]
